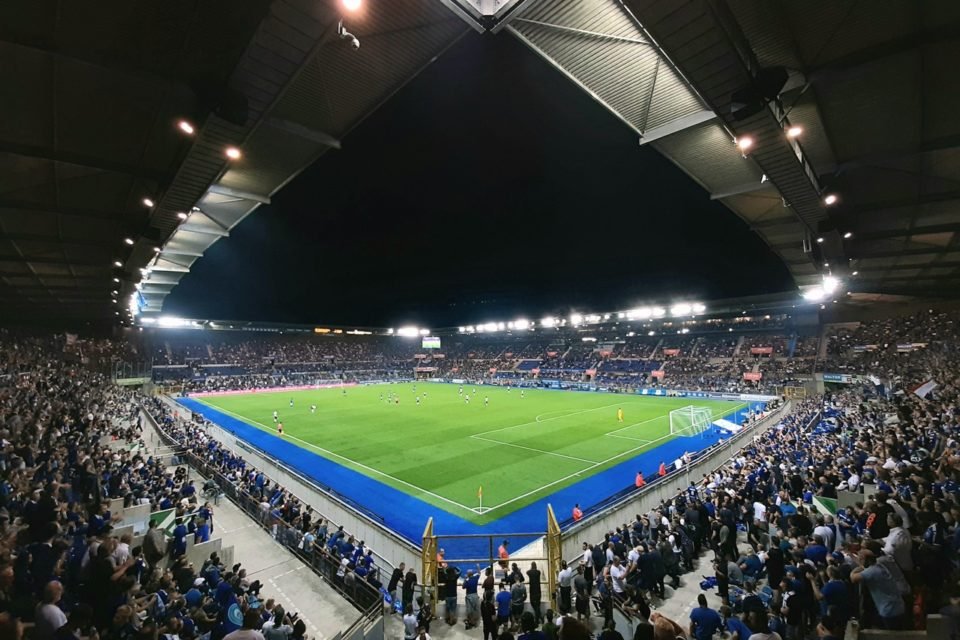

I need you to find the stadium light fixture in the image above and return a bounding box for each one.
[386,328,394,334]
[541,317,557,328]
[396,326,419,337]
[497,322,506,331]
[669,303,692,317]
[112,277,120,283]
[823,194,838,206]
[458,327,466,333]
[852,271,859,276]
[124,237,134,245]
[225,147,242,160]
[514,319,530,330]
[153,246,161,252]
[617,312,626,319]
[652,307,666,318]
[177,120,195,135]
[342,0,361,10]
[113,260,123,267]
[647,330,656,336]
[692,302,706,314]
[603,313,610,320]
[177,212,188,220]
[418,328,430,335]
[735,136,753,151]
[816,236,824,243]
[140,317,156,325]
[786,126,802,138]
[802,287,827,302]
[569,313,583,326]
[843,231,853,239]
[142,198,154,208]
[822,275,839,294]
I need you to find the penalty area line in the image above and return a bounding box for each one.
[198,401,479,516]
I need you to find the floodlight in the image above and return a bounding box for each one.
[396,326,419,337]
[541,317,557,328]
[140,317,156,325]
[419,329,430,335]
[177,120,195,135]
[142,198,155,208]
[823,194,838,206]
[113,260,123,268]
[822,275,839,294]
[736,136,753,151]
[602,313,610,320]
[497,322,505,330]
[225,147,242,160]
[852,271,859,276]
[177,212,188,220]
[153,246,161,252]
[124,237,134,245]
[386,328,394,334]
[617,312,625,319]
[843,231,852,239]
[816,237,824,243]
[692,303,706,314]
[802,287,826,302]
[342,0,361,10]
[670,303,692,317]
[786,126,802,138]
[507,321,515,330]
[647,330,655,336]
[514,319,530,330]
[458,327,466,333]
[652,307,666,317]
[113,277,120,283]
[585,314,601,323]
[570,313,583,325]
[157,316,187,328]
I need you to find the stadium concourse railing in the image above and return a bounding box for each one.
[142,408,387,640]
[157,395,421,576]
[557,400,808,563]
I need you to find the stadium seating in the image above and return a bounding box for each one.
[6,309,958,638]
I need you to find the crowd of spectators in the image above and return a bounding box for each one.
[562,319,960,639]
[0,332,381,640]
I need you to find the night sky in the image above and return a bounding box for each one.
[165,32,792,327]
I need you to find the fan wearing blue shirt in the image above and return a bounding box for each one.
[689,594,722,640]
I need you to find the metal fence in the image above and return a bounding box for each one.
[142,405,385,628]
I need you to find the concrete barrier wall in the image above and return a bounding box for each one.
[152,398,422,577]
[559,404,791,562]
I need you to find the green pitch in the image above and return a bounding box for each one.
[197,383,741,524]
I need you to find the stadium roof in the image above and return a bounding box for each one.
[3,0,957,324]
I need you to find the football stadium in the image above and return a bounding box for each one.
[2,2,959,640]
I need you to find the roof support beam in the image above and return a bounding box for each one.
[853,261,960,273]
[0,199,123,222]
[0,254,110,267]
[750,216,800,230]
[158,249,204,258]
[511,17,653,46]
[852,246,959,260]
[149,264,190,273]
[0,232,115,248]
[0,141,171,182]
[264,118,341,151]
[809,21,960,77]
[207,184,271,204]
[639,110,716,145]
[175,224,229,237]
[852,223,960,242]
[710,180,776,200]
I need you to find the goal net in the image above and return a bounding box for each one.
[669,405,713,437]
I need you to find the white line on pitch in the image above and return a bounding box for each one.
[199,401,478,515]
[474,400,628,438]
[605,434,651,443]
[479,402,747,516]
[470,434,600,464]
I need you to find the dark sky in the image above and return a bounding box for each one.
[166,32,792,327]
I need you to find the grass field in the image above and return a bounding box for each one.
[197,383,743,523]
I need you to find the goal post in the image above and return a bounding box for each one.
[669,405,713,437]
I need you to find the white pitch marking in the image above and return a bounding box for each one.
[199,402,479,515]
[470,434,600,464]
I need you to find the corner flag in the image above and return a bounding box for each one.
[478,486,482,498]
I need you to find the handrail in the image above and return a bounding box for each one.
[141,402,385,631]
[148,397,418,573]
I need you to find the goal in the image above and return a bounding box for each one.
[669,405,713,437]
